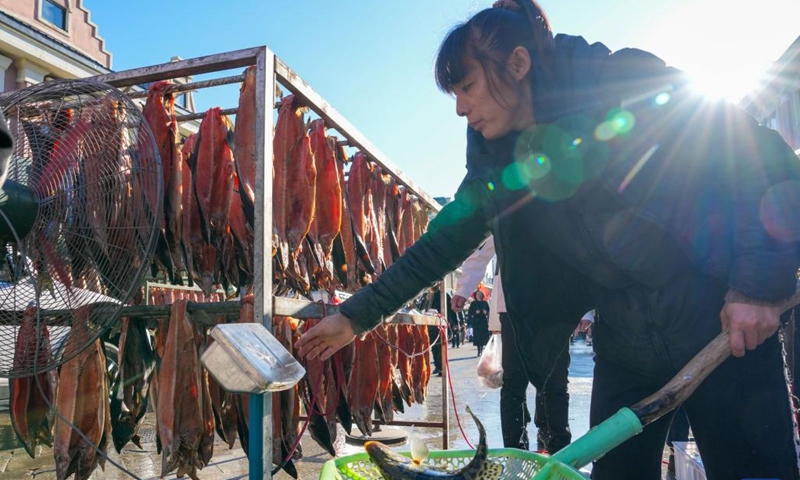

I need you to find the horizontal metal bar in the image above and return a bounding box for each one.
[371,420,445,428]
[68,296,444,326]
[274,56,441,213]
[176,107,237,122]
[120,300,242,319]
[297,417,444,429]
[126,73,246,99]
[145,281,222,295]
[273,297,444,326]
[84,46,263,88]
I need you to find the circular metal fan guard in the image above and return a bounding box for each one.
[0,79,163,378]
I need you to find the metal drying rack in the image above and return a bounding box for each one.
[72,46,453,479]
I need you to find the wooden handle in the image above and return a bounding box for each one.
[630,291,800,426]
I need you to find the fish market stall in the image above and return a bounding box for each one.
[0,45,452,480]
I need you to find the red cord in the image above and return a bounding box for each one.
[370,322,475,448]
[275,392,315,470]
[371,316,446,358]
[441,325,475,449]
[280,305,342,468]
[293,314,468,457]
[279,359,344,467]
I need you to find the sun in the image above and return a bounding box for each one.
[632,0,797,105]
[685,53,769,103]
[669,30,774,104]
[686,64,767,104]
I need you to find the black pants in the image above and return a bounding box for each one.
[428,326,442,372]
[450,324,461,348]
[500,313,571,452]
[591,334,799,480]
[666,406,690,448]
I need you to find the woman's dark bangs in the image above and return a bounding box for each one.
[435,25,471,94]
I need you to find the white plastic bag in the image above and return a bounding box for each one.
[476,334,503,389]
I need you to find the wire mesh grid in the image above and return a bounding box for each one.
[0,79,163,378]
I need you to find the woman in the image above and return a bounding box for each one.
[468,290,491,356]
[298,1,800,478]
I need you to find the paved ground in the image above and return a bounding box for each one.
[0,338,676,479]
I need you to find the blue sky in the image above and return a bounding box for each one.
[83,0,800,198]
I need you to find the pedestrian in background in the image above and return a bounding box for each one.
[427,284,461,376]
[447,294,464,348]
[573,309,595,346]
[454,236,572,452]
[468,290,491,356]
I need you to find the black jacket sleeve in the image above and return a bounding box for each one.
[340,180,491,333]
[726,125,800,300]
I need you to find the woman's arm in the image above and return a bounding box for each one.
[719,125,800,356]
[339,181,491,333]
[297,180,491,359]
[454,236,496,301]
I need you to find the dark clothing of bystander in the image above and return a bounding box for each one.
[469,299,491,355]
[500,313,571,452]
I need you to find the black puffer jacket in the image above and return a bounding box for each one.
[341,35,800,387]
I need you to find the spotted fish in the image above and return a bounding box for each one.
[365,406,503,479]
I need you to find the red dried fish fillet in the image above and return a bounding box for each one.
[273,95,305,267]
[194,108,235,247]
[234,66,257,223]
[10,307,57,459]
[307,120,342,260]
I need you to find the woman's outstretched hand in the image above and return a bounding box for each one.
[295,313,357,361]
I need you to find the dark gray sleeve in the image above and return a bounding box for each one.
[726,125,800,301]
[340,180,491,333]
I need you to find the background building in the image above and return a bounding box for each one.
[0,1,197,121]
[741,36,800,154]
[0,0,111,90]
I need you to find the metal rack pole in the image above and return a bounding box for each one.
[86,46,264,87]
[124,73,247,99]
[440,276,450,449]
[251,46,276,480]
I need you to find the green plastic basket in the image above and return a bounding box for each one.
[319,447,588,480]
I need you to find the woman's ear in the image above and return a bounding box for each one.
[508,46,532,81]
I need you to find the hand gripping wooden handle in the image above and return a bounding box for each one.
[630,291,800,426]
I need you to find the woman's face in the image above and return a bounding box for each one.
[475,291,484,301]
[453,54,531,140]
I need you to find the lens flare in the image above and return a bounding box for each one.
[500,153,553,191]
[617,144,659,193]
[501,162,530,190]
[610,110,635,134]
[595,109,636,141]
[760,180,800,242]
[525,154,551,180]
[595,122,616,142]
[486,181,495,191]
[654,93,671,106]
